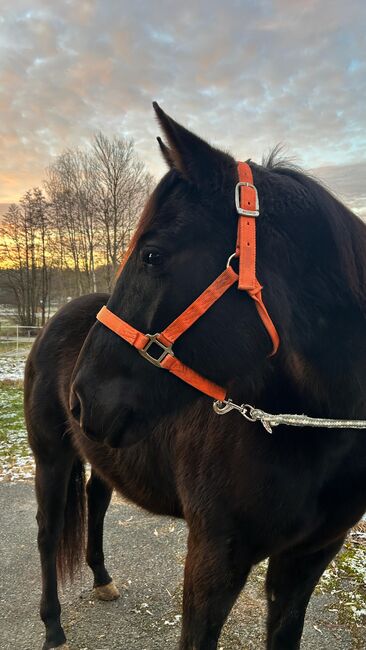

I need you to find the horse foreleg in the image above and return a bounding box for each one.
[35,452,75,650]
[265,536,346,650]
[179,529,252,650]
[86,469,120,600]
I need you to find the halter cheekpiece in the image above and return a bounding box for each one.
[96,162,280,401]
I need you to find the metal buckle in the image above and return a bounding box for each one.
[138,333,174,368]
[235,182,259,217]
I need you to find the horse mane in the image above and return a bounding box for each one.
[263,147,366,316]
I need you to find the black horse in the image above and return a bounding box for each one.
[25,104,366,650]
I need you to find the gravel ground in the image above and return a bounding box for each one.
[1,482,364,650]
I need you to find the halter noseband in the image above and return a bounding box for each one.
[96,162,279,401]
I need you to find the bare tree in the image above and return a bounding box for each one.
[1,133,154,318]
[92,133,153,289]
[45,150,99,295]
[0,189,52,325]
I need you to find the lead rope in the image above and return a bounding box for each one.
[213,399,366,434]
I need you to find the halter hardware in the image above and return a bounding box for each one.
[138,334,174,368]
[97,162,280,402]
[235,181,259,217]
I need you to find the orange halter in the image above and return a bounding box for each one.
[96,162,280,401]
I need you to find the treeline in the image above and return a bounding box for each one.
[0,134,153,325]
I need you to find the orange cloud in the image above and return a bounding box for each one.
[0,0,365,211]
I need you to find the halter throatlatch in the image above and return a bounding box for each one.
[96,162,279,401]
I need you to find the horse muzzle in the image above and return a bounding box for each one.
[69,379,137,448]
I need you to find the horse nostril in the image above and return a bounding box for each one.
[71,400,81,422]
[69,389,82,424]
[69,387,98,439]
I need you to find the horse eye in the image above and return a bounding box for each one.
[142,249,164,266]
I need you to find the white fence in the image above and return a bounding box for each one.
[0,325,42,352]
[0,324,42,380]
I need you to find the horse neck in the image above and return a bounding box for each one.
[281,302,366,420]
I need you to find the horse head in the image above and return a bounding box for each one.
[70,103,366,447]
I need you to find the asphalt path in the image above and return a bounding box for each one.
[0,482,362,649]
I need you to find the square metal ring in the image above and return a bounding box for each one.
[138,333,174,368]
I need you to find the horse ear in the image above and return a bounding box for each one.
[153,102,233,186]
[156,137,175,168]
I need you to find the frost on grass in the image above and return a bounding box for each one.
[0,355,26,382]
[317,528,366,626]
[0,380,34,481]
[0,341,30,382]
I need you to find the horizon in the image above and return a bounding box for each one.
[1,155,365,222]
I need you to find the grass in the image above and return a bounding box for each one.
[0,379,34,480]
[0,340,33,353]
[316,526,366,639]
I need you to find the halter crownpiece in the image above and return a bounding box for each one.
[96,162,280,401]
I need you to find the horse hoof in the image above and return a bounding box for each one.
[93,579,120,601]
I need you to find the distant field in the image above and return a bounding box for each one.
[0,342,30,382]
[0,312,35,479]
[0,380,34,481]
[0,340,32,353]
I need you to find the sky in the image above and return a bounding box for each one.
[1,0,365,217]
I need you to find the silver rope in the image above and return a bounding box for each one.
[213,399,366,434]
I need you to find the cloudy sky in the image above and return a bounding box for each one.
[1,0,365,216]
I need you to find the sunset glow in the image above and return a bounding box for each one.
[1,1,365,217]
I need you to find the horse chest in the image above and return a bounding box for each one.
[75,430,183,518]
